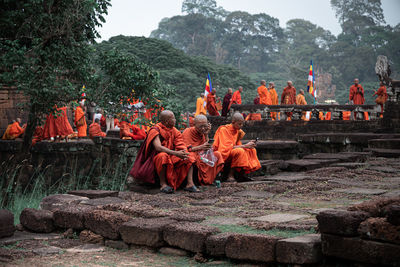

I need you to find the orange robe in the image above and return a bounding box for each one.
[343,111,351,120]
[245,113,262,121]
[269,88,279,120]
[54,106,73,137]
[258,85,271,105]
[231,90,242,105]
[195,97,207,116]
[146,123,195,190]
[281,86,297,104]
[213,124,261,174]
[349,84,365,105]
[296,94,307,120]
[182,127,224,185]
[325,112,331,121]
[120,121,146,140]
[5,122,25,139]
[89,122,106,139]
[32,126,44,146]
[206,93,220,116]
[74,106,87,137]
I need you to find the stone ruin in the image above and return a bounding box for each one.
[314,68,336,103]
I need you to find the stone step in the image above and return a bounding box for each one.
[302,152,369,163]
[281,159,340,172]
[367,148,400,158]
[250,160,282,176]
[243,140,299,160]
[368,138,400,149]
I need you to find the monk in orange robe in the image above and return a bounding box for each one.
[74,102,87,138]
[32,126,43,146]
[268,82,279,120]
[195,93,207,116]
[296,89,307,120]
[146,110,196,193]
[119,119,146,140]
[89,118,106,139]
[349,78,365,119]
[343,111,351,120]
[213,113,261,182]
[258,80,271,105]
[245,96,262,121]
[54,106,74,140]
[182,115,224,185]
[325,112,331,121]
[206,89,220,116]
[281,81,297,120]
[2,120,15,140]
[3,118,26,140]
[231,86,243,105]
[373,81,388,117]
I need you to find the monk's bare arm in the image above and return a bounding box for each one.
[153,136,189,159]
[234,141,256,149]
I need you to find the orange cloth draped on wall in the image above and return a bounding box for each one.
[281,86,297,105]
[145,123,195,190]
[2,121,25,140]
[325,112,331,121]
[119,121,146,140]
[42,113,57,139]
[89,122,106,139]
[213,124,261,174]
[206,93,220,116]
[342,111,351,120]
[349,84,365,105]
[245,113,262,121]
[269,88,279,120]
[182,127,224,185]
[231,90,242,105]
[257,85,271,105]
[32,126,44,146]
[74,106,87,137]
[195,97,207,116]
[54,106,74,137]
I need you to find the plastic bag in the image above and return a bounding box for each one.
[199,148,217,167]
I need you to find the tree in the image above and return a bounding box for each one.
[0,0,110,150]
[182,0,228,19]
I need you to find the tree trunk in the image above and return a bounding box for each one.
[22,104,38,153]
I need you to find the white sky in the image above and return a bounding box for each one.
[97,0,400,41]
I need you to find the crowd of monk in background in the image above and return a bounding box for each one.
[197,79,388,121]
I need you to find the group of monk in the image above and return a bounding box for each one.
[130,110,261,193]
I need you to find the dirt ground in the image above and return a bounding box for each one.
[1,157,399,266]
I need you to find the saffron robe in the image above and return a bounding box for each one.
[349,84,365,104]
[269,88,279,120]
[2,124,13,140]
[231,90,242,105]
[258,85,271,105]
[6,121,25,139]
[195,97,207,116]
[206,93,220,116]
[281,86,297,104]
[221,93,232,117]
[74,106,87,137]
[89,122,106,139]
[325,112,331,121]
[182,127,224,185]
[32,126,44,146]
[120,121,146,140]
[146,123,195,190]
[343,111,351,120]
[54,107,74,137]
[296,94,307,120]
[373,86,388,109]
[213,124,261,174]
[246,97,261,121]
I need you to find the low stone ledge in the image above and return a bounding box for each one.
[276,234,322,264]
[205,232,234,257]
[119,218,176,248]
[0,210,15,238]
[348,196,400,217]
[316,209,368,236]
[53,205,95,230]
[105,240,129,250]
[40,194,89,212]
[225,234,279,263]
[163,222,220,253]
[20,208,54,233]
[321,233,400,266]
[358,217,400,244]
[67,190,119,199]
[386,204,400,225]
[84,210,131,240]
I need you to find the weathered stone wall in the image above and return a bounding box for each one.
[0,86,29,134]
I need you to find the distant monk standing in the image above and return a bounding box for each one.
[231,86,243,105]
[373,81,387,117]
[74,101,87,138]
[195,93,207,116]
[213,113,261,182]
[221,88,233,117]
[349,78,365,119]
[296,89,307,120]
[281,81,297,120]
[182,115,224,185]
[268,82,279,120]
[206,89,220,116]
[257,80,271,105]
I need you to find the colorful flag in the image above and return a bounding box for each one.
[307,61,316,98]
[204,73,212,106]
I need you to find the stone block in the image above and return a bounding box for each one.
[79,230,104,244]
[20,208,54,233]
[316,210,368,236]
[322,233,400,266]
[225,234,278,263]
[205,232,233,257]
[40,194,89,211]
[53,205,94,230]
[79,197,126,207]
[84,210,131,240]
[386,204,400,225]
[348,196,400,217]
[159,247,188,256]
[0,210,15,238]
[163,222,220,253]
[67,190,119,199]
[358,217,400,244]
[119,218,176,248]
[276,234,322,264]
[105,240,129,250]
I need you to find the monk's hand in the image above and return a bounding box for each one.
[201,142,212,150]
[245,141,256,149]
[175,150,189,160]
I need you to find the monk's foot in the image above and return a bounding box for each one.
[160,185,174,194]
[184,185,200,193]
[226,177,236,183]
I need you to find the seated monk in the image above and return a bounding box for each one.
[120,119,146,140]
[146,110,196,193]
[182,115,224,185]
[213,113,261,182]
[89,118,107,139]
[32,126,44,146]
[3,118,26,140]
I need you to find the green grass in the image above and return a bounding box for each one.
[210,224,315,238]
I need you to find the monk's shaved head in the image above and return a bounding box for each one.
[228,88,233,94]
[232,112,244,122]
[261,80,266,86]
[194,114,210,134]
[287,81,293,86]
[16,118,21,123]
[194,115,207,124]
[160,110,174,123]
[300,89,305,94]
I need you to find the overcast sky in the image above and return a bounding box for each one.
[97,0,400,41]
